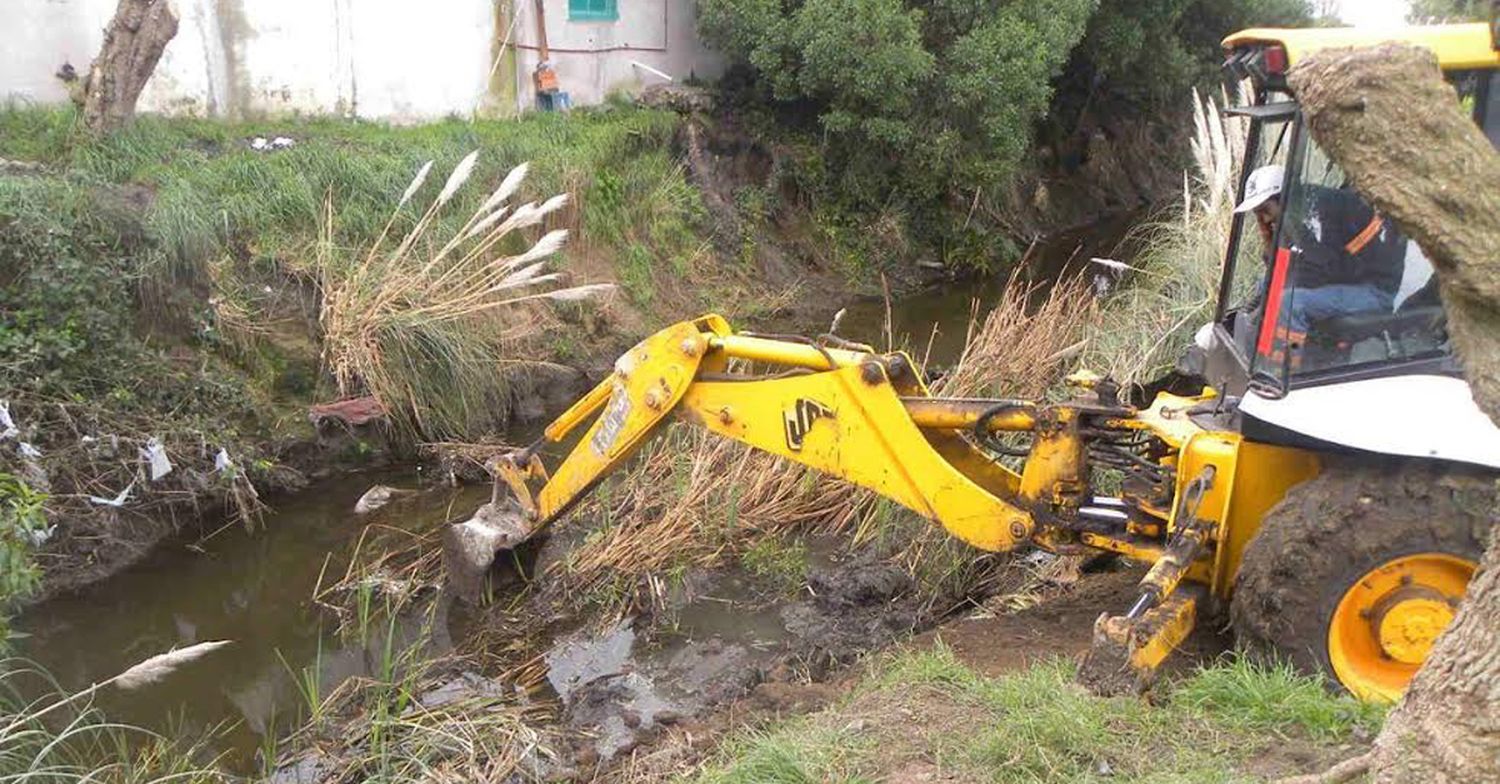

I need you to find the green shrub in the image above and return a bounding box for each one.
[0,474,46,644]
[699,0,1094,209]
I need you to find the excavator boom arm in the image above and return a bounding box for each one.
[496,315,1079,552]
[445,315,1245,696]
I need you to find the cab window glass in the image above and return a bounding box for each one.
[1448,69,1499,149]
[1221,115,1291,359]
[1252,134,1446,382]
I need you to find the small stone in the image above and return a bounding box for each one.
[654,709,682,725]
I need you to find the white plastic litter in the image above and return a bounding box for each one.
[249,136,296,151]
[17,442,42,459]
[1089,257,1137,273]
[26,525,56,547]
[629,60,674,82]
[88,482,135,507]
[1194,321,1216,351]
[0,401,17,441]
[214,448,233,472]
[141,437,174,481]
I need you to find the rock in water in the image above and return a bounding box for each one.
[353,484,410,514]
[442,497,532,602]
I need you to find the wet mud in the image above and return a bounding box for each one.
[534,548,928,776]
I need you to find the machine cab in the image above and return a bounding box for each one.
[1204,24,1500,465]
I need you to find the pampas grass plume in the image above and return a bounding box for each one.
[479,162,530,214]
[114,640,233,690]
[399,160,435,208]
[544,284,615,302]
[436,150,480,206]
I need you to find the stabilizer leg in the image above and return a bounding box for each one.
[1078,583,1203,696]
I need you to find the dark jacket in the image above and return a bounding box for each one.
[1286,185,1405,294]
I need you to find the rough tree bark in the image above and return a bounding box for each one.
[81,0,179,134]
[1283,43,1500,784]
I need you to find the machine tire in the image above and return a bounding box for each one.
[1230,458,1495,695]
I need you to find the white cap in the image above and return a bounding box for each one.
[1233,164,1285,213]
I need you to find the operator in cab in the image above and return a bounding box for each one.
[1236,164,1406,345]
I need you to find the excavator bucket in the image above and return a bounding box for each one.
[441,319,722,601]
[441,493,533,602]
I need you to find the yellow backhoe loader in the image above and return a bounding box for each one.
[445,23,1500,701]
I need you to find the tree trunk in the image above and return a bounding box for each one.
[1289,44,1500,784]
[81,0,179,134]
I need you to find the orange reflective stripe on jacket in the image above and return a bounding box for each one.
[1344,215,1384,255]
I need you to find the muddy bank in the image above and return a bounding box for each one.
[271,528,1041,781]
[585,561,1211,782]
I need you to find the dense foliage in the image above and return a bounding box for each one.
[699,0,1310,267]
[699,0,1096,205]
[0,473,46,643]
[1407,0,1490,22]
[1050,0,1311,117]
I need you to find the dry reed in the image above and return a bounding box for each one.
[0,640,232,741]
[317,154,613,437]
[1082,87,1249,389]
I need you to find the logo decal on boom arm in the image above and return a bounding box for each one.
[784,398,834,451]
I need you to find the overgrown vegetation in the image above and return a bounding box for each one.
[317,153,611,437]
[0,475,46,644]
[698,0,1311,270]
[686,647,1383,783]
[1082,88,1247,388]
[273,599,550,782]
[0,103,709,591]
[699,0,1095,205]
[0,658,229,782]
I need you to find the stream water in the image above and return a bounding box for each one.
[835,213,1141,363]
[14,215,1141,771]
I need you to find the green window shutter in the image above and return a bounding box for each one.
[568,0,617,21]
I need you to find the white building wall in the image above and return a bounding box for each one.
[508,0,723,111]
[0,0,722,122]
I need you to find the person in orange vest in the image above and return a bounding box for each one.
[1236,164,1407,360]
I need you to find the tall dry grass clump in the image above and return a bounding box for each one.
[318,153,613,437]
[1083,87,1248,389]
[554,275,1097,607]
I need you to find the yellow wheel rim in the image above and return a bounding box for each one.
[1327,553,1475,702]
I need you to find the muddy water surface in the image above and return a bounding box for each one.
[837,214,1140,364]
[16,471,486,768]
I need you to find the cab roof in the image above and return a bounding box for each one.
[1223,23,1499,71]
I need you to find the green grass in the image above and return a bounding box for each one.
[0,104,694,281]
[0,659,229,782]
[740,535,809,595]
[688,646,1381,784]
[1169,655,1386,740]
